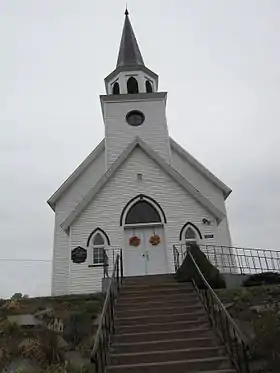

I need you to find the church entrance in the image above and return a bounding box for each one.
[121,195,168,277]
[124,226,166,276]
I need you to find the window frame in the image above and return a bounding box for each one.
[185,226,199,246]
[89,230,108,267]
[112,81,120,95]
[145,79,153,93]
[124,200,162,225]
[127,76,139,94]
[92,245,106,266]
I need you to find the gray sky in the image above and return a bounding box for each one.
[0,0,279,298]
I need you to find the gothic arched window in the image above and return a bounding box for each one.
[127,77,139,94]
[145,80,153,93]
[125,201,161,225]
[112,82,120,94]
[88,229,110,265]
[179,222,202,246]
[185,227,197,245]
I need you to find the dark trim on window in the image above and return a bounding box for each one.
[127,76,139,94]
[179,222,202,240]
[125,200,161,225]
[120,194,167,226]
[112,82,120,94]
[145,80,153,93]
[86,228,110,247]
[88,264,104,268]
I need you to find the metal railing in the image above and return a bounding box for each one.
[91,250,123,373]
[174,244,280,275]
[174,245,250,373]
[101,247,123,278]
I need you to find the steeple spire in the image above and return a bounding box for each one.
[116,9,144,67]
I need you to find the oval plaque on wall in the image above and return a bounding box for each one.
[71,246,87,264]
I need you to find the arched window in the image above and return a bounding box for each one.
[88,229,110,265]
[120,195,167,226]
[185,227,197,245]
[127,77,139,94]
[179,222,202,246]
[125,201,161,225]
[145,80,153,93]
[112,82,120,94]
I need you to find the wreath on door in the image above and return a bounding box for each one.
[129,236,141,247]
[149,234,161,246]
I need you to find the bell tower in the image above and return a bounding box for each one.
[101,9,171,168]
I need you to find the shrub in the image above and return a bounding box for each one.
[63,312,92,346]
[243,272,280,287]
[174,244,226,289]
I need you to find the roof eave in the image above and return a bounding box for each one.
[105,65,158,84]
[170,137,232,200]
[47,139,105,211]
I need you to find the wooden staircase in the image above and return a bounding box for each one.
[106,274,237,373]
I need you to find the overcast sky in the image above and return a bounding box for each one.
[0,0,279,298]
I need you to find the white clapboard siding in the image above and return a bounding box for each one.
[68,147,230,294]
[103,97,171,167]
[171,148,226,213]
[51,149,105,295]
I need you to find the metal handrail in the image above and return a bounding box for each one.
[182,246,250,373]
[91,250,123,372]
[187,250,244,339]
[174,243,280,275]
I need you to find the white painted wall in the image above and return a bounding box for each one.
[171,146,232,247]
[51,148,105,295]
[171,148,226,214]
[51,136,232,294]
[103,96,171,167]
[69,147,230,294]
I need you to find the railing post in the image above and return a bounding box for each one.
[91,253,123,373]
[103,249,106,279]
[116,256,120,292]
[120,249,124,282]
[103,248,109,279]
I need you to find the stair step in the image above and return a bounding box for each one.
[116,304,203,317]
[110,346,225,365]
[112,327,214,344]
[107,356,231,372]
[116,318,209,334]
[106,277,236,372]
[118,290,198,303]
[121,284,194,294]
[116,310,206,326]
[121,281,194,292]
[123,275,175,284]
[116,296,200,309]
[111,336,220,354]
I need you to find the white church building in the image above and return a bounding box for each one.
[48,11,232,296]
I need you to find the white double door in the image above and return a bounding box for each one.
[123,226,167,277]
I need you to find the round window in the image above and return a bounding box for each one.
[126,110,145,126]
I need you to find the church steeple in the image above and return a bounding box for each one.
[104,10,158,95]
[116,9,145,67]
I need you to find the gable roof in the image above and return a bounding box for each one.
[169,137,232,199]
[47,139,105,210]
[60,137,225,233]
